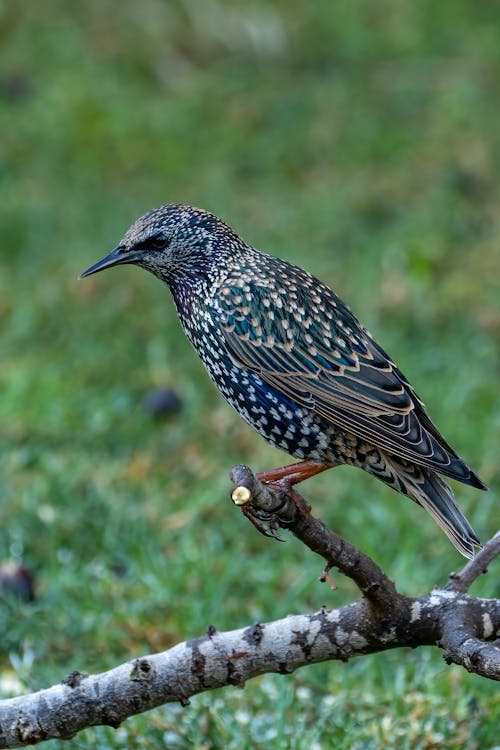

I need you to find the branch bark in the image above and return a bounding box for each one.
[0,466,497,747]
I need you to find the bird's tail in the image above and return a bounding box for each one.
[372,453,482,559]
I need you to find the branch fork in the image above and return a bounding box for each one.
[230,464,500,679]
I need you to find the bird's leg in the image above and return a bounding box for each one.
[256,459,333,487]
[256,460,335,522]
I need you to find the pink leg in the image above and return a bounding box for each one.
[256,459,333,487]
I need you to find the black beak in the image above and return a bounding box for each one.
[79,246,143,279]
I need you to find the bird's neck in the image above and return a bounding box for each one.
[166,259,239,356]
[166,269,219,335]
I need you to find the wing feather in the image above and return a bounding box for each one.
[218,271,476,484]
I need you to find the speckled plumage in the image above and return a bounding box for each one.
[81,204,487,558]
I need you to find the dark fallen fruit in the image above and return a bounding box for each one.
[144,387,182,419]
[0,561,35,602]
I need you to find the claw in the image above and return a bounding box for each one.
[240,504,285,541]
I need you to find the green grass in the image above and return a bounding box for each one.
[1,1,499,747]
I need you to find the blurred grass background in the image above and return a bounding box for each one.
[1,0,499,747]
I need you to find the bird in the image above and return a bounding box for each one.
[80,204,487,558]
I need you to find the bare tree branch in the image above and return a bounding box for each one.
[0,589,498,747]
[0,466,497,747]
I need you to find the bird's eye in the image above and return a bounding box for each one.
[148,236,165,251]
[133,236,165,254]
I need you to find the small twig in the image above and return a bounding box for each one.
[445,531,500,593]
[230,465,298,520]
[319,564,337,590]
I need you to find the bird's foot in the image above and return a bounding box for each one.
[239,503,285,541]
[231,464,315,540]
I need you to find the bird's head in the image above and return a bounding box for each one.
[80,204,240,284]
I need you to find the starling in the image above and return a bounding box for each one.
[80,204,487,558]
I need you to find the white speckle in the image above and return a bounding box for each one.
[349,630,368,649]
[335,627,348,645]
[297,686,311,701]
[322,694,337,708]
[38,504,56,524]
[379,626,397,643]
[410,601,421,623]
[235,709,250,725]
[435,589,458,600]
[482,613,494,638]
[428,589,461,608]
[0,672,25,696]
[381,716,392,732]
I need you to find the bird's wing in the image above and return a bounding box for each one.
[217,268,472,483]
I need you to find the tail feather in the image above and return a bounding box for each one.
[406,471,482,559]
[368,452,482,559]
